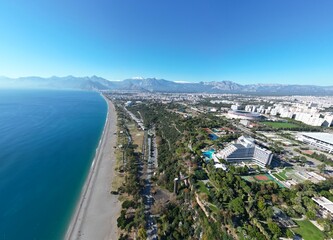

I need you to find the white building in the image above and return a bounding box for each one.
[280,110,294,119]
[212,154,227,170]
[227,110,263,120]
[240,119,250,127]
[231,104,242,110]
[125,101,132,107]
[324,115,333,127]
[244,105,251,112]
[215,136,273,167]
[297,132,333,153]
[312,197,333,218]
[270,109,278,116]
[293,112,332,127]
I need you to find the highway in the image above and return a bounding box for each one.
[123,106,145,130]
[143,128,158,239]
[125,105,158,239]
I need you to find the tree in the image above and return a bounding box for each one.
[262,206,274,219]
[300,156,307,163]
[194,169,208,180]
[268,220,281,237]
[252,218,271,239]
[271,194,279,204]
[286,229,294,239]
[257,198,265,211]
[229,197,245,215]
[137,227,147,240]
[318,163,326,173]
[122,200,137,209]
[306,210,316,220]
[117,210,128,229]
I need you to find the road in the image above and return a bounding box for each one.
[125,105,158,238]
[123,106,145,130]
[232,123,253,136]
[143,128,158,240]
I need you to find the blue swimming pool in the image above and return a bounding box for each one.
[203,149,215,160]
[208,133,219,140]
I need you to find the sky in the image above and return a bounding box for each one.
[0,0,333,85]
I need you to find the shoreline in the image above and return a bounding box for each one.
[65,94,120,240]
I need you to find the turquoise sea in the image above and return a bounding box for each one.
[0,89,107,239]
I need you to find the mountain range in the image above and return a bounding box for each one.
[0,76,332,95]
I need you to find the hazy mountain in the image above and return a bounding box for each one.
[202,81,244,91]
[106,78,333,95]
[0,76,111,90]
[0,76,332,95]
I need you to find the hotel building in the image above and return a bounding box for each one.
[215,136,273,167]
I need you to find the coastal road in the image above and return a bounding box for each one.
[143,128,158,240]
[126,107,158,238]
[124,106,145,130]
[65,96,120,240]
[232,123,253,136]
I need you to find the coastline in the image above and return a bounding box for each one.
[65,94,121,240]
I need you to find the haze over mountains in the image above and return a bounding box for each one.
[0,76,332,95]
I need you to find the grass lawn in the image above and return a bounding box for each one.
[197,181,210,195]
[208,203,219,213]
[242,174,285,188]
[273,173,285,181]
[111,147,126,191]
[293,220,326,240]
[241,176,255,182]
[262,121,300,129]
[237,234,247,240]
[127,123,144,150]
[279,169,290,180]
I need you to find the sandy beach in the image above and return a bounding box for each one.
[65,95,120,240]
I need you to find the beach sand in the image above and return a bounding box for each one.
[65,96,120,240]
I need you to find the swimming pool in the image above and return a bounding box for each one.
[208,133,219,140]
[203,149,215,160]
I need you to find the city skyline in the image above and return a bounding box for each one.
[1,1,333,85]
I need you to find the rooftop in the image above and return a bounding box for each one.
[233,143,247,149]
[312,197,333,214]
[300,132,333,145]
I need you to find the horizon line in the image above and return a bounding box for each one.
[1,75,332,87]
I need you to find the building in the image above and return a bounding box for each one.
[125,101,132,107]
[231,104,242,110]
[215,136,273,167]
[312,197,333,218]
[324,115,333,127]
[280,110,294,119]
[297,132,333,153]
[240,119,251,127]
[227,110,264,120]
[294,112,326,126]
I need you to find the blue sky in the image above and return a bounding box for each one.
[0,0,333,85]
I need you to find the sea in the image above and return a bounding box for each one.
[0,89,107,240]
